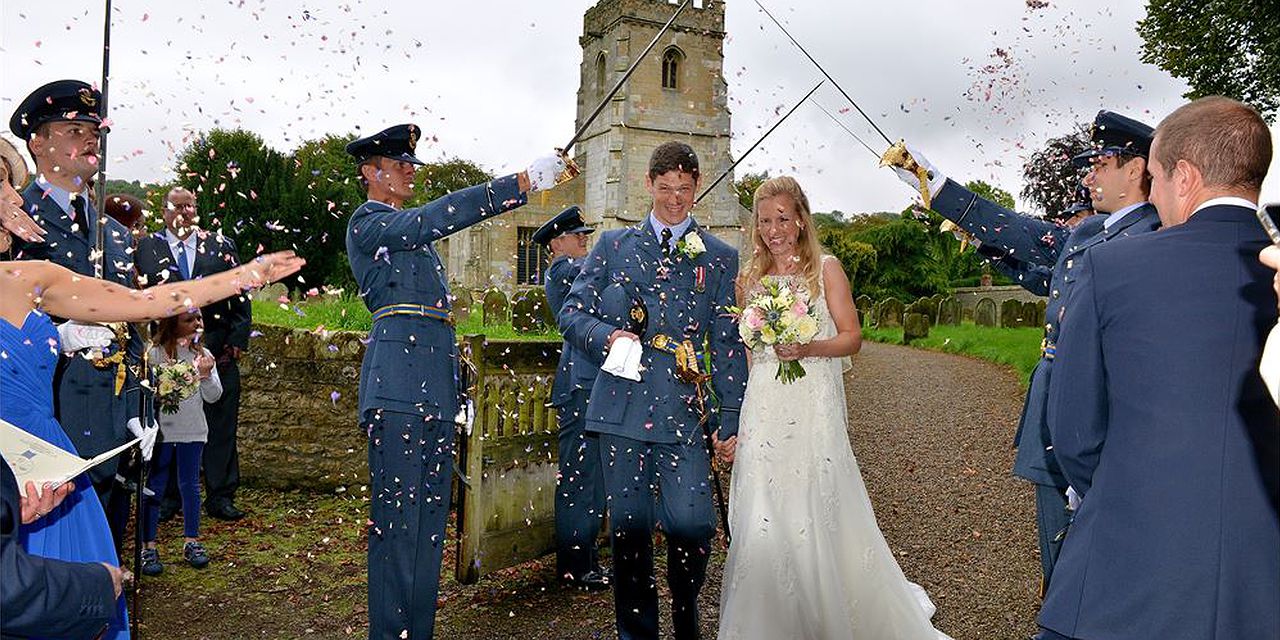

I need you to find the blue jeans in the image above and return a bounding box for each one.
[144,442,204,540]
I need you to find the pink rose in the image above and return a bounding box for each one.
[791,300,809,317]
[744,307,765,330]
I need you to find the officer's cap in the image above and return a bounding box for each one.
[345,124,425,166]
[1053,184,1094,219]
[9,80,107,139]
[532,206,594,246]
[1071,110,1154,168]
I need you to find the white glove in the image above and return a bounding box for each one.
[56,321,115,354]
[602,336,643,382]
[525,153,567,192]
[126,417,159,462]
[888,144,947,200]
[1065,486,1082,512]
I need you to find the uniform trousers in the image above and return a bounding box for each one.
[555,389,606,578]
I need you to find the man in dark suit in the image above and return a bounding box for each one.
[559,142,747,640]
[533,205,608,590]
[884,111,1161,594]
[1,458,123,639]
[9,80,154,552]
[1040,96,1278,640]
[345,123,570,639]
[134,186,252,521]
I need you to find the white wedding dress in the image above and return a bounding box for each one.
[718,267,952,640]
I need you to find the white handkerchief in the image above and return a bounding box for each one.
[602,336,643,382]
[1260,324,1280,407]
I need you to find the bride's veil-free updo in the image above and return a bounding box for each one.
[742,176,826,297]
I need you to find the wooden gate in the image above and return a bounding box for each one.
[455,335,562,584]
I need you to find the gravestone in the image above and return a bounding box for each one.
[937,296,962,326]
[975,297,998,327]
[914,297,940,324]
[1035,300,1047,324]
[511,290,549,334]
[451,287,473,324]
[876,298,904,328]
[1022,301,1041,328]
[856,294,874,327]
[962,306,975,323]
[1000,299,1025,328]
[903,312,931,342]
[253,282,289,303]
[482,288,509,326]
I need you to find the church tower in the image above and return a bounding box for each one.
[444,0,745,292]
[575,0,745,243]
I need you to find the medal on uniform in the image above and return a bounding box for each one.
[695,266,706,293]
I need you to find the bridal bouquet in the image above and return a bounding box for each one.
[155,360,200,414]
[734,278,820,383]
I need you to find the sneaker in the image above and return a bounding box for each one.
[141,548,164,576]
[184,541,210,569]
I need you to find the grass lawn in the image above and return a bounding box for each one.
[251,296,561,340]
[862,321,1043,387]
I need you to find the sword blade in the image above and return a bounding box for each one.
[753,0,894,146]
[810,98,880,159]
[95,0,113,280]
[695,80,824,205]
[563,0,692,153]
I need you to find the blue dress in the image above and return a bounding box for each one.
[1,309,130,639]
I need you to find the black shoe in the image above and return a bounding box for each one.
[141,548,164,576]
[184,541,211,569]
[206,504,245,521]
[563,570,610,591]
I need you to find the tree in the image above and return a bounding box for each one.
[732,171,769,211]
[276,134,366,291]
[1137,0,1280,122]
[966,179,1016,211]
[1020,124,1091,216]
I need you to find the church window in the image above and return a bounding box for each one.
[662,48,683,90]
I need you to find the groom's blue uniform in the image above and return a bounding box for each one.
[559,215,746,640]
[929,178,1159,588]
[347,142,527,637]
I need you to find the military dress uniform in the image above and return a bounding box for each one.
[924,111,1160,590]
[9,81,143,549]
[977,186,1095,297]
[345,125,529,640]
[559,214,747,640]
[533,206,607,585]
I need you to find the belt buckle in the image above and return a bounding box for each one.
[652,334,670,352]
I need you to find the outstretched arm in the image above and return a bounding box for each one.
[3,251,304,324]
[348,175,528,255]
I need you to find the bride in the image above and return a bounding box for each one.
[717,176,951,640]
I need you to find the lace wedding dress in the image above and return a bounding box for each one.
[718,266,951,640]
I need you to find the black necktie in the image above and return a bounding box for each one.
[660,227,673,258]
[71,195,89,237]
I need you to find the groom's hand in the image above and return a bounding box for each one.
[713,431,737,465]
[607,329,640,350]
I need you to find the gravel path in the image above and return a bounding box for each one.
[438,341,1040,639]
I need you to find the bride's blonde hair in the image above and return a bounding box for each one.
[742,176,825,296]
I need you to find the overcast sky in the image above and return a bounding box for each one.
[3,0,1277,216]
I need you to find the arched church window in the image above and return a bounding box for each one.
[596,52,608,95]
[662,48,683,90]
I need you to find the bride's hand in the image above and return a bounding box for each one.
[773,343,808,361]
[713,432,737,465]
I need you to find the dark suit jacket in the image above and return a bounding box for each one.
[134,230,252,357]
[1042,203,1280,639]
[1,460,117,639]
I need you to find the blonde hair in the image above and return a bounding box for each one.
[743,176,825,296]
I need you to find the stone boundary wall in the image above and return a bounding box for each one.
[951,285,1045,314]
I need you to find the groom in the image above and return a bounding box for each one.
[559,141,746,640]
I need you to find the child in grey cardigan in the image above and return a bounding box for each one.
[141,310,221,575]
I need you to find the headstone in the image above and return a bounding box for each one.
[1000,298,1024,328]
[253,282,289,303]
[876,298,904,328]
[451,287,473,324]
[1022,301,1041,328]
[511,289,549,334]
[903,312,931,342]
[938,296,962,326]
[1035,300,1047,324]
[975,297,998,327]
[914,297,940,324]
[482,288,509,326]
[856,294,874,327]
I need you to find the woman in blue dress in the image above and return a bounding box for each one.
[0,137,304,638]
